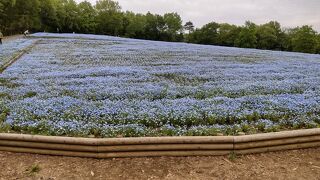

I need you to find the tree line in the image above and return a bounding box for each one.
[1,0,320,54]
[187,21,320,54]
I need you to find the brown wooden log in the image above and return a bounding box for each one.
[0,133,98,145]
[96,136,234,145]
[98,143,233,152]
[234,128,320,143]
[0,146,97,158]
[234,135,320,150]
[235,141,320,155]
[0,140,97,152]
[0,133,233,145]
[97,150,231,158]
[0,129,319,158]
[0,140,233,152]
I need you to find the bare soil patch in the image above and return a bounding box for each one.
[2,35,24,42]
[0,148,319,180]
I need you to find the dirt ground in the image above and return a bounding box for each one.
[2,35,24,42]
[0,148,319,180]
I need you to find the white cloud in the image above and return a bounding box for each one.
[76,0,320,31]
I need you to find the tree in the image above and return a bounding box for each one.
[255,21,287,50]
[256,24,277,49]
[235,21,257,48]
[124,12,146,38]
[195,22,220,45]
[39,0,58,32]
[185,28,201,43]
[13,0,41,32]
[1,0,319,54]
[316,35,320,54]
[65,0,81,32]
[184,21,194,33]
[0,0,13,33]
[78,1,96,34]
[265,21,286,50]
[163,12,182,41]
[95,0,123,35]
[217,23,240,46]
[95,0,120,12]
[144,12,161,40]
[290,25,317,53]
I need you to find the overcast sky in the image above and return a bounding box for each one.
[76,0,320,31]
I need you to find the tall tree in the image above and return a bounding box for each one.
[62,0,80,33]
[256,24,278,49]
[95,0,123,35]
[217,23,240,46]
[78,1,96,34]
[144,12,162,40]
[39,0,58,32]
[8,0,41,33]
[124,12,146,38]
[163,12,183,41]
[184,21,194,33]
[265,21,286,50]
[290,25,317,53]
[196,22,220,44]
[235,21,257,48]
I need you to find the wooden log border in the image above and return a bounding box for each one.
[1,37,319,158]
[0,128,319,158]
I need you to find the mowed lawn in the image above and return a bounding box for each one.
[0,33,320,137]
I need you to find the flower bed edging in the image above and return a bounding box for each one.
[0,128,319,158]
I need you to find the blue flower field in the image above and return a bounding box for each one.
[0,33,320,137]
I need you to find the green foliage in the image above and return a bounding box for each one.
[95,0,121,12]
[78,1,96,34]
[0,113,6,123]
[256,24,278,49]
[184,21,194,33]
[290,25,318,53]
[0,0,319,54]
[124,12,146,38]
[217,23,240,46]
[235,21,257,48]
[95,0,123,36]
[228,151,237,161]
[1,0,41,33]
[39,0,58,32]
[189,20,319,54]
[0,78,21,88]
[0,123,11,132]
[316,35,320,53]
[190,22,220,45]
[0,105,10,132]
[24,91,37,98]
[26,164,41,174]
[163,12,183,41]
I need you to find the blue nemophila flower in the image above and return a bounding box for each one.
[1,33,320,137]
[0,39,35,68]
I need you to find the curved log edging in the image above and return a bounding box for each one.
[0,128,319,158]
